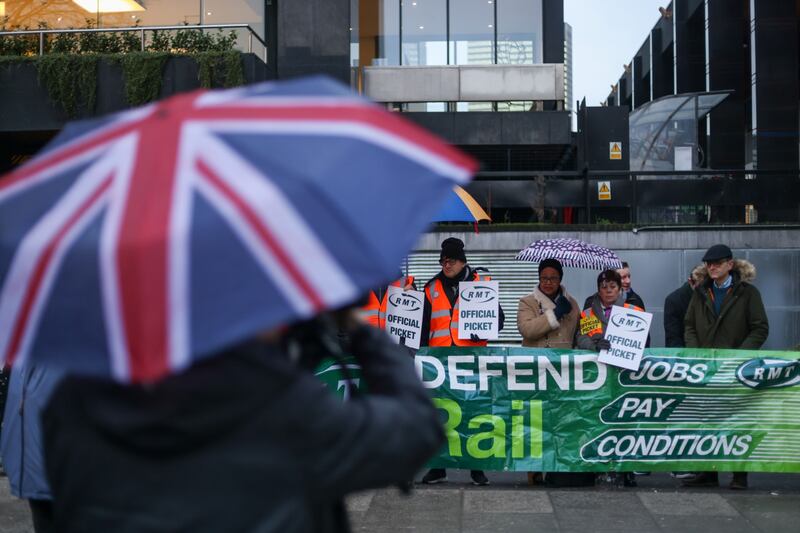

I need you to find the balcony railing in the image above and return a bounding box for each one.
[0,23,268,63]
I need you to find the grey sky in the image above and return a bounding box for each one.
[565,0,667,108]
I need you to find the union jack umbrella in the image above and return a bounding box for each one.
[515,238,623,270]
[0,76,476,383]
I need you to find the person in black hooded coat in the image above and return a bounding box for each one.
[42,315,443,533]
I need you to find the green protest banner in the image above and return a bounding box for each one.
[414,347,800,473]
[314,358,363,400]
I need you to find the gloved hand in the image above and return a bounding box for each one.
[553,295,572,320]
[470,333,484,342]
[595,338,612,351]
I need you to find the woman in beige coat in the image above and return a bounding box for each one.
[517,258,580,348]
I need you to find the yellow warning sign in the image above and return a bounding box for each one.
[609,142,622,160]
[598,181,611,201]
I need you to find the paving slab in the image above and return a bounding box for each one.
[353,487,462,533]
[637,492,740,516]
[346,490,376,513]
[0,483,32,533]
[554,509,660,533]
[461,512,558,533]
[462,490,553,513]
[651,515,756,533]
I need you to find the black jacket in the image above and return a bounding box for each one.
[420,265,505,346]
[663,282,694,347]
[42,326,443,533]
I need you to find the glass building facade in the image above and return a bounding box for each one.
[354,0,543,68]
[0,1,265,39]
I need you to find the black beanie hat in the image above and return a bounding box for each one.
[440,237,467,263]
[538,258,564,280]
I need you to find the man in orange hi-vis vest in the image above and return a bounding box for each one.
[420,237,504,487]
[359,275,416,329]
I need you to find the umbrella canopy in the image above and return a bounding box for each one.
[0,76,476,383]
[516,238,623,270]
[431,186,490,222]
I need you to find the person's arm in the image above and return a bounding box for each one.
[739,287,769,349]
[290,326,444,499]
[663,295,685,348]
[420,288,432,347]
[517,298,557,341]
[684,293,700,348]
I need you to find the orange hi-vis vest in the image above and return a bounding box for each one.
[378,276,415,329]
[361,276,415,329]
[579,302,644,337]
[425,271,491,347]
[361,291,382,328]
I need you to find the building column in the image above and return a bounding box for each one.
[274,0,351,83]
[706,0,747,169]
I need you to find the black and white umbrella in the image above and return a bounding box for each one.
[516,238,623,270]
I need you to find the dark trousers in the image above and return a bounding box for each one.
[29,499,55,533]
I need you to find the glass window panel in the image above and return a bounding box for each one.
[377,0,399,65]
[350,0,359,66]
[204,1,265,39]
[457,102,493,112]
[449,0,494,65]
[401,0,446,66]
[496,0,542,64]
[497,101,533,112]
[403,102,446,112]
[2,0,158,29]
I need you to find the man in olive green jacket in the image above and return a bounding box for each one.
[683,244,769,490]
[684,247,769,350]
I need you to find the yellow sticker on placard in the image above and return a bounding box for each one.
[579,314,602,335]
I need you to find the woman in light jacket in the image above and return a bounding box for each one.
[517,258,580,348]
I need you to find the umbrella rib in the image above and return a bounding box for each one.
[195,160,325,313]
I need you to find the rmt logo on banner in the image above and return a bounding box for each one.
[457,281,499,340]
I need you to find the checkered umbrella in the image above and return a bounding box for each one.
[515,238,623,270]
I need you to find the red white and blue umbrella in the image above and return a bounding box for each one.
[516,238,623,270]
[0,76,477,383]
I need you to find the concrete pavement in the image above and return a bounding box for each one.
[349,471,800,533]
[0,472,798,532]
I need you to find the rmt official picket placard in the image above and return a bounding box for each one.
[384,286,424,349]
[457,281,500,340]
[599,305,653,371]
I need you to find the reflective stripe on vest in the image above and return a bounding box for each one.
[580,303,645,337]
[377,276,415,330]
[360,291,381,328]
[425,271,491,347]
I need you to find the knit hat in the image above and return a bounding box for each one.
[538,258,564,280]
[440,237,467,263]
[702,244,733,262]
[597,269,622,287]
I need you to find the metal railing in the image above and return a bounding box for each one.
[0,23,268,63]
[466,169,800,225]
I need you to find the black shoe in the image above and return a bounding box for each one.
[421,468,447,484]
[730,472,748,490]
[623,473,638,487]
[470,470,489,486]
[681,472,719,487]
